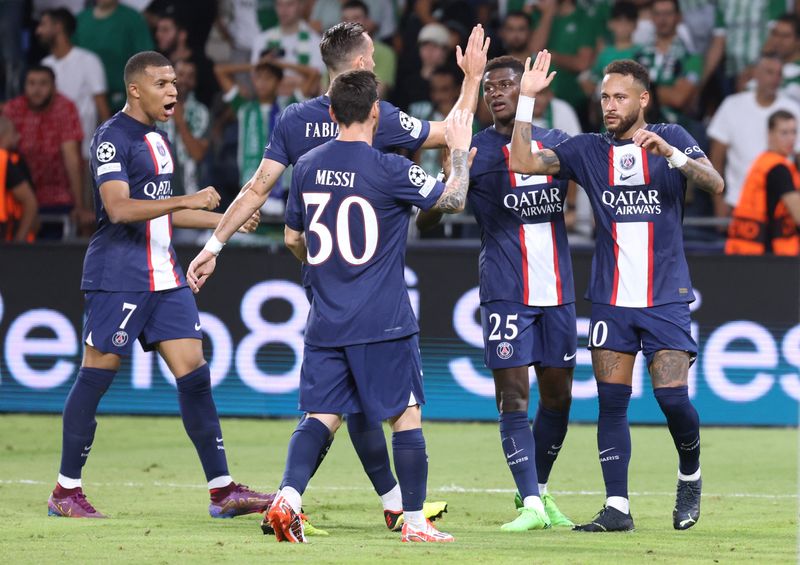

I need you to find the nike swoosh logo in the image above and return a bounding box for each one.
[619,173,635,181]
[160,160,170,169]
[563,352,577,361]
[550,444,563,451]
[216,437,223,443]
[505,449,523,459]
[599,447,615,455]
[194,323,202,331]
[520,174,533,181]
[83,445,92,451]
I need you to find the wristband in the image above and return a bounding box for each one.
[515,95,535,123]
[436,170,446,182]
[203,234,225,256]
[666,146,689,169]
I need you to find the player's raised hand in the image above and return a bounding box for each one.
[188,186,221,210]
[238,210,261,233]
[521,50,557,97]
[456,24,490,79]
[632,128,672,157]
[445,109,474,152]
[186,250,217,294]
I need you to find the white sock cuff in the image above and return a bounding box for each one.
[678,467,701,482]
[606,496,630,514]
[403,510,425,528]
[281,486,303,514]
[538,483,548,495]
[57,474,81,489]
[522,495,545,513]
[207,475,234,489]
[379,484,403,511]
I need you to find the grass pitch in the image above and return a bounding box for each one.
[0,414,796,564]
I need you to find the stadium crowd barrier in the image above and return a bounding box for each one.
[1,244,798,426]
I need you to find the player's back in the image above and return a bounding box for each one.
[264,95,429,167]
[286,139,443,347]
[82,111,184,292]
[468,126,575,307]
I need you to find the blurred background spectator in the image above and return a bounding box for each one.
[2,0,799,253]
[2,66,87,239]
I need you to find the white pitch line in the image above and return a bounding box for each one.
[1,479,796,499]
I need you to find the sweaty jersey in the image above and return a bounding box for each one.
[469,126,574,307]
[286,140,444,347]
[82,112,184,292]
[263,95,430,166]
[552,123,702,307]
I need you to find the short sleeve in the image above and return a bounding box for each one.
[5,155,27,190]
[766,164,796,199]
[379,153,444,211]
[551,136,584,183]
[664,124,706,160]
[263,106,292,166]
[87,52,107,95]
[373,101,431,153]
[284,163,305,231]
[91,127,129,185]
[706,99,733,144]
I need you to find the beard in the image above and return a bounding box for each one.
[604,109,639,137]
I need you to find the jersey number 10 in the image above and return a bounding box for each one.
[303,193,379,265]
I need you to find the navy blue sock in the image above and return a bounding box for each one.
[532,403,570,484]
[280,417,332,494]
[392,428,427,512]
[310,434,334,478]
[59,367,115,478]
[348,413,397,496]
[176,364,229,482]
[596,382,632,499]
[499,411,539,499]
[654,386,701,475]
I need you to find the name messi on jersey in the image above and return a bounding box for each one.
[305,122,339,138]
[504,187,563,217]
[602,188,661,215]
[143,180,172,199]
[315,169,355,188]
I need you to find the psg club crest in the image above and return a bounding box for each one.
[620,153,636,170]
[112,330,129,347]
[157,143,167,157]
[496,341,513,360]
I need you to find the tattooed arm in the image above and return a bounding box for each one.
[509,120,562,175]
[186,158,286,293]
[433,149,471,213]
[631,129,724,195]
[674,156,725,195]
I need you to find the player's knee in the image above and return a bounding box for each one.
[653,385,692,415]
[597,381,632,415]
[496,389,529,413]
[308,413,343,434]
[540,389,572,413]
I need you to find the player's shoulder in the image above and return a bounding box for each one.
[377,100,423,132]
[534,126,571,147]
[647,122,692,142]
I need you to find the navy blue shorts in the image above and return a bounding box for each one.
[480,301,577,370]
[299,334,425,422]
[588,302,697,365]
[82,287,202,355]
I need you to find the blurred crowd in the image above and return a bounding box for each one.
[1,0,800,252]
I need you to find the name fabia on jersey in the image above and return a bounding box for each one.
[503,186,563,217]
[602,188,661,215]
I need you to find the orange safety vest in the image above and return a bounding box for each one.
[725,151,800,256]
[0,149,31,241]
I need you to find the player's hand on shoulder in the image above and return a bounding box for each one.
[632,128,671,157]
[238,210,261,233]
[186,250,217,294]
[456,24,490,79]
[445,109,474,152]
[188,186,221,210]
[521,51,557,97]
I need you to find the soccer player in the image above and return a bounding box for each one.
[186,21,489,532]
[509,52,724,532]
[416,55,576,532]
[267,69,472,543]
[47,51,271,519]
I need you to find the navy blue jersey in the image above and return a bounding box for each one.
[552,123,703,307]
[263,95,430,166]
[82,112,184,292]
[469,126,575,306]
[286,140,444,347]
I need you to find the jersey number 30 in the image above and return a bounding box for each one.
[303,193,379,265]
